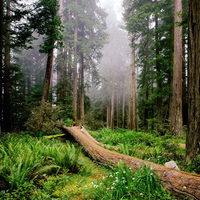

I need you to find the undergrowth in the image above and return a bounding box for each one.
[0,128,196,199]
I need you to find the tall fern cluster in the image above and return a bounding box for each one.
[0,134,82,189]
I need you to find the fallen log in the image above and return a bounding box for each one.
[63,126,200,199]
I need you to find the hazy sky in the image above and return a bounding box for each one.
[100,0,123,21]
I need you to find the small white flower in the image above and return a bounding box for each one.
[123,171,126,173]
[140,193,143,196]
[122,177,125,179]
[150,173,153,176]
[129,167,132,170]
[115,180,119,183]
[115,177,118,179]
[132,177,135,180]
[111,187,114,189]
[106,188,109,190]
[123,180,126,183]
[100,183,102,185]
[85,185,87,188]
[116,172,119,174]
[103,176,105,179]
[91,182,94,184]
[110,175,113,177]
[126,186,128,189]
[112,182,116,185]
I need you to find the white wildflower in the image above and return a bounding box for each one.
[132,177,135,180]
[123,171,126,173]
[140,193,143,196]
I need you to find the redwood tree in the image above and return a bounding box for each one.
[3,0,11,132]
[0,0,3,133]
[31,0,63,105]
[171,0,183,137]
[73,0,78,121]
[186,0,200,164]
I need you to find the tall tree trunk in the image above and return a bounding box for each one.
[128,75,133,130]
[155,0,162,123]
[41,46,54,105]
[116,90,119,129]
[144,21,149,131]
[107,100,111,128]
[0,0,3,133]
[73,0,78,121]
[80,57,84,121]
[122,90,125,129]
[3,0,11,132]
[169,0,174,129]
[186,0,200,164]
[131,48,136,131]
[80,26,84,121]
[57,0,64,102]
[171,0,183,137]
[111,84,115,131]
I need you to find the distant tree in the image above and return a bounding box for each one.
[3,0,11,132]
[186,0,200,164]
[30,0,63,105]
[72,0,78,121]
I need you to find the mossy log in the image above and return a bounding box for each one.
[63,126,200,199]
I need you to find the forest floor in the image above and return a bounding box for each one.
[0,128,198,199]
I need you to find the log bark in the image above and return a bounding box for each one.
[63,125,200,199]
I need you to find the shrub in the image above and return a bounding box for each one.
[0,134,82,191]
[186,155,200,174]
[24,101,64,134]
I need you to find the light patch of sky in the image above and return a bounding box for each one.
[99,0,123,21]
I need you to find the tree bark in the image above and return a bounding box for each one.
[131,48,136,131]
[155,0,162,123]
[73,0,78,121]
[41,47,54,105]
[186,0,200,164]
[3,0,11,132]
[80,25,84,121]
[122,90,125,128]
[111,84,115,131]
[144,21,149,130]
[63,126,200,200]
[57,0,64,102]
[107,100,111,128]
[0,0,3,133]
[169,0,174,131]
[171,0,183,137]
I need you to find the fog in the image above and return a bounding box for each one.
[88,0,131,113]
